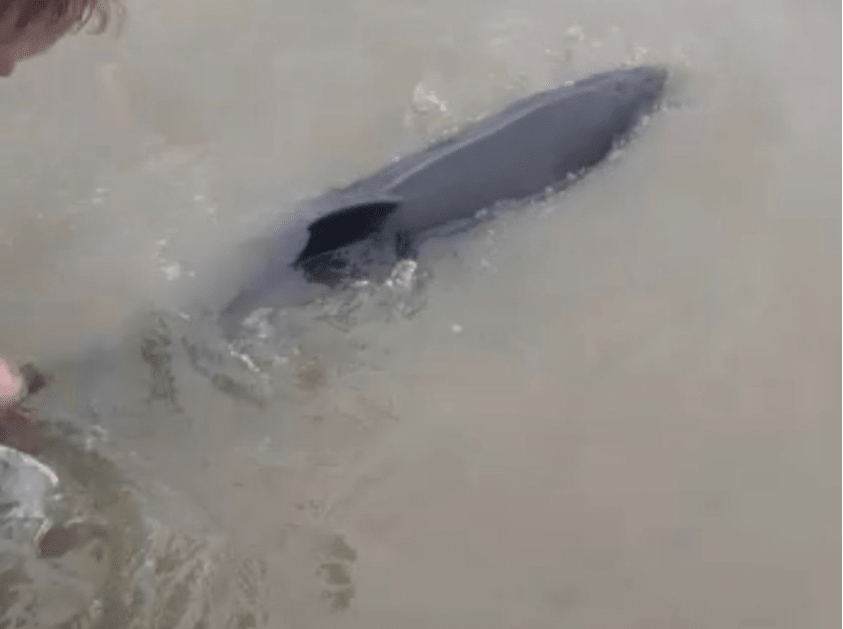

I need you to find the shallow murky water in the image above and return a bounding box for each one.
[0,0,838,627]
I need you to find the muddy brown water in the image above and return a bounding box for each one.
[0,0,838,627]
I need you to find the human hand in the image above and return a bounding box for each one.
[0,358,41,454]
[0,357,25,408]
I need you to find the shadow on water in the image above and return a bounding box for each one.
[0,418,146,628]
[0,415,271,629]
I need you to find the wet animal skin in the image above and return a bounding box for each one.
[220,65,668,331]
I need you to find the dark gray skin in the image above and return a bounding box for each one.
[221,65,667,333]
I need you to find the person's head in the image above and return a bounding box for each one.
[0,0,113,76]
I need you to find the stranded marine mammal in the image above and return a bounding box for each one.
[22,65,668,413]
[221,65,667,332]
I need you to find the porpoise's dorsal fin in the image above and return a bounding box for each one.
[293,196,401,266]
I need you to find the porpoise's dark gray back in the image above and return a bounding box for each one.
[381,65,666,244]
[221,65,667,329]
